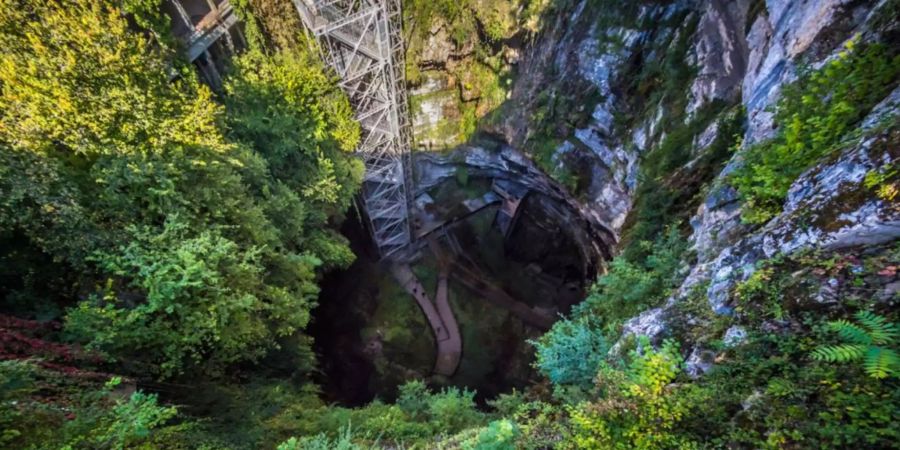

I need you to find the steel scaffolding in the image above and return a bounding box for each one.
[293,0,413,260]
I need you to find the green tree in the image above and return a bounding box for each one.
[224,48,363,217]
[531,316,610,387]
[0,0,360,377]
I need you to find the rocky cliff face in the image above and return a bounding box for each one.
[473,0,898,368]
[490,0,701,232]
[405,1,542,149]
[318,0,897,406]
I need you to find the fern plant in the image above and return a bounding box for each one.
[812,311,899,379]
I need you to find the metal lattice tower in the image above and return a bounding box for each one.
[293,0,413,259]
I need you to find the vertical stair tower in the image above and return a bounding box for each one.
[293,0,413,259]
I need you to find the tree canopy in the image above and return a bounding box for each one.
[0,0,361,377]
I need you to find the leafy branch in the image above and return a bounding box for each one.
[812,311,899,379]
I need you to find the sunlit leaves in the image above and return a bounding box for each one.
[0,0,360,377]
[733,41,900,223]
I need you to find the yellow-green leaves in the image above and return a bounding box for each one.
[1,0,359,378]
[732,42,900,224]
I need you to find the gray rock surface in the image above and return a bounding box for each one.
[742,0,869,144]
[685,347,716,378]
[412,0,897,378]
[653,94,898,348]
[686,0,750,115]
[607,0,898,362]
[723,326,748,347]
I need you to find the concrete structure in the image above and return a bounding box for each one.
[293,0,414,260]
[164,0,246,90]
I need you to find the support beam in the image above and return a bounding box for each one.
[294,0,413,260]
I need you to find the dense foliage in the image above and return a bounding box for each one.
[573,228,687,332]
[1,360,180,449]
[0,0,366,447]
[0,0,359,379]
[531,316,609,387]
[732,40,900,223]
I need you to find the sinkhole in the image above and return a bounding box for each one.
[310,140,611,405]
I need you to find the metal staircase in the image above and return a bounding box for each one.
[293,0,413,260]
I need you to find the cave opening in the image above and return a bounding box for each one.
[311,145,605,405]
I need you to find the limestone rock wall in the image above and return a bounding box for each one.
[618,0,896,362]
[483,0,898,364]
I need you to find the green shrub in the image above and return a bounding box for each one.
[98,387,179,449]
[224,48,363,206]
[0,360,36,447]
[567,340,707,450]
[735,265,784,320]
[509,401,567,450]
[463,419,519,450]
[0,362,179,450]
[703,327,900,448]
[65,218,274,376]
[278,426,374,450]
[397,379,431,420]
[397,380,484,434]
[864,162,898,202]
[531,316,610,387]
[294,380,488,446]
[733,41,900,223]
[428,387,484,434]
[574,227,687,331]
[487,390,527,417]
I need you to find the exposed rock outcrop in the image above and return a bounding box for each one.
[742,0,875,143]
[606,0,900,356]
[492,1,689,234]
[468,0,897,365]
[686,0,750,115]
